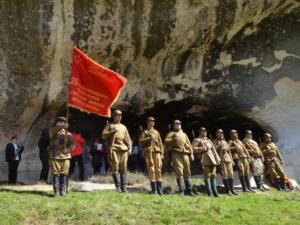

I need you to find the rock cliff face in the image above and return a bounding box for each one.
[0,0,300,183]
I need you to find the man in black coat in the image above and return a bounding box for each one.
[38,124,50,182]
[5,135,24,184]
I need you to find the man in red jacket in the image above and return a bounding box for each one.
[69,132,85,181]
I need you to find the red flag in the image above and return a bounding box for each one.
[67,48,127,117]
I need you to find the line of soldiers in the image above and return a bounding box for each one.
[47,110,288,197]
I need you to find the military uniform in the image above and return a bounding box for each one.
[101,110,132,192]
[229,130,254,192]
[139,118,164,194]
[243,134,266,191]
[260,134,286,191]
[164,120,194,195]
[48,117,74,197]
[193,127,220,197]
[213,135,237,195]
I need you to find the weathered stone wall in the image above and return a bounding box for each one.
[0,0,299,183]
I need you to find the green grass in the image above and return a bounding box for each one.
[0,188,299,225]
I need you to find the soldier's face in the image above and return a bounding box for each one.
[114,115,122,123]
[56,121,65,130]
[174,123,181,131]
[247,134,252,139]
[200,131,207,137]
[148,121,155,127]
[232,133,238,139]
[217,132,223,139]
[265,137,272,143]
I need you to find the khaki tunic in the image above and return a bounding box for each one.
[102,122,132,174]
[193,137,220,180]
[228,139,250,176]
[48,128,74,176]
[213,139,234,179]
[139,128,164,181]
[164,130,193,179]
[243,138,264,176]
[260,142,286,179]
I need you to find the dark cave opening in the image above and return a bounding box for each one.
[63,100,270,145]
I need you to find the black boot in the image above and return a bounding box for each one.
[184,179,194,196]
[275,179,284,191]
[239,176,249,192]
[210,178,219,197]
[150,182,157,194]
[228,178,238,195]
[244,176,255,193]
[205,179,213,196]
[59,175,67,196]
[223,179,232,196]
[280,178,288,191]
[112,173,121,192]
[156,181,163,195]
[120,173,128,193]
[52,175,60,197]
[255,176,265,191]
[177,178,184,196]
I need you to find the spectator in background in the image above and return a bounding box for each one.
[69,132,85,181]
[90,138,103,175]
[5,135,24,184]
[38,122,50,182]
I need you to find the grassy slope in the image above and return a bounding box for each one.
[0,189,299,225]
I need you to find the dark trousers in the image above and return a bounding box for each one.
[69,155,84,181]
[93,166,101,175]
[103,156,110,173]
[8,160,19,184]
[39,159,49,182]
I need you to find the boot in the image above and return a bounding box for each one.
[239,176,249,192]
[244,176,256,193]
[210,178,219,197]
[184,179,194,196]
[275,179,284,191]
[205,179,213,196]
[150,181,157,194]
[280,178,288,191]
[156,181,163,195]
[59,175,67,196]
[112,173,121,192]
[120,173,128,193]
[255,176,265,191]
[228,178,238,195]
[52,175,60,197]
[223,179,232,196]
[177,178,184,196]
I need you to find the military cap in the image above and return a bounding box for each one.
[11,134,18,139]
[56,116,67,123]
[245,130,252,135]
[112,109,122,116]
[146,116,155,122]
[173,120,181,124]
[216,129,223,133]
[263,133,272,139]
[229,129,237,135]
[199,127,206,132]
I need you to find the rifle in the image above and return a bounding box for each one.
[141,126,154,167]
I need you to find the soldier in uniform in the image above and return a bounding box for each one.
[213,129,237,196]
[260,133,287,191]
[101,110,132,193]
[164,120,194,196]
[228,130,255,193]
[192,127,220,197]
[48,117,74,197]
[139,117,164,195]
[243,130,267,191]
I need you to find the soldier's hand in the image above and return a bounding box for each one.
[190,154,194,161]
[161,155,165,160]
[110,128,117,134]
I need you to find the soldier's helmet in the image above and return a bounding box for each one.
[245,130,252,135]
[216,129,223,134]
[229,129,238,135]
[112,109,122,117]
[173,120,181,125]
[147,116,155,122]
[199,127,206,132]
[263,133,272,140]
[56,116,67,123]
